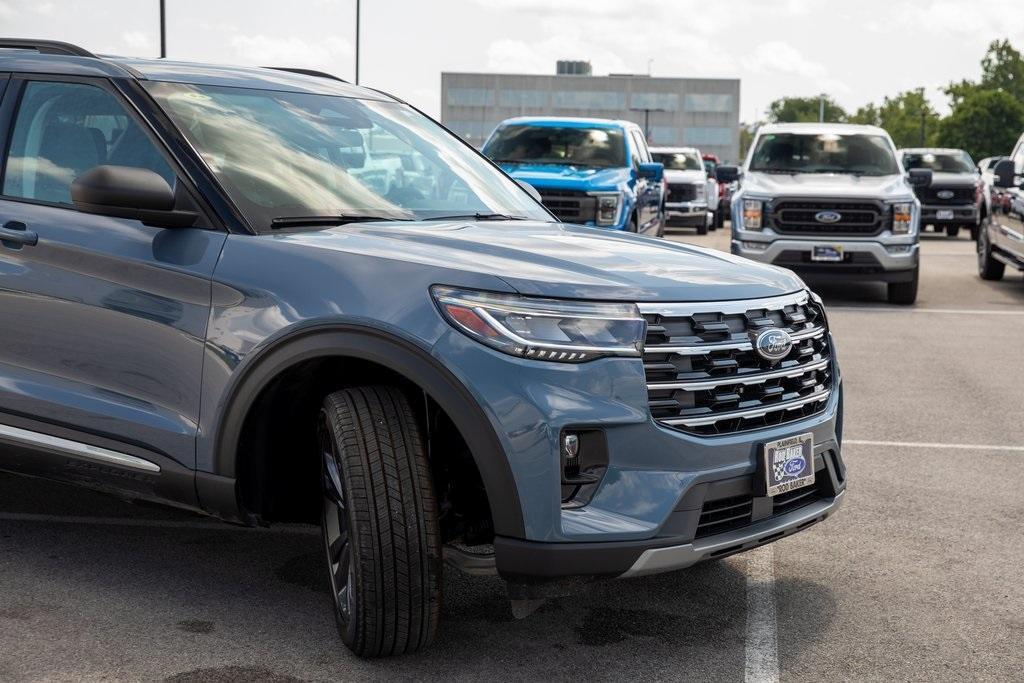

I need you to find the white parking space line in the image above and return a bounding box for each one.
[0,512,319,533]
[829,307,1024,315]
[845,439,1024,452]
[744,545,779,683]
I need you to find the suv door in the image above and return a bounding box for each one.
[0,76,225,498]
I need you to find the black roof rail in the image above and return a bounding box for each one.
[266,66,349,84]
[0,38,96,58]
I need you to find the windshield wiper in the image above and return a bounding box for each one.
[270,215,411,229]
[423,213,529,222]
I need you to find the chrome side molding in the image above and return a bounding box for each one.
[0,423,161,473]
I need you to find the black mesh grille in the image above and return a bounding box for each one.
[770,200,887,236]
[538,189,597,223]
[915,185,975,204]
[667,183,698,203]
[641,293,833,436]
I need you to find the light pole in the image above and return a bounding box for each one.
[159,0,166,58]
[630,106,667,141]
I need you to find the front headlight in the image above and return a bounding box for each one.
[432,286,646,362]
[891,202,913,234]
[695,183,706,200]
[590,192,622,226]
[742,199,764,230]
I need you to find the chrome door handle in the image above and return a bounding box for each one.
[0,221,38,247]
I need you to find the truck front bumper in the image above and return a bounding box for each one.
[920,204,979,225]
[732,237,919,281]
[665,201,709,227]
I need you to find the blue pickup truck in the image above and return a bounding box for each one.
[482,117,666,235]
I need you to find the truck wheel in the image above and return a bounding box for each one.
[714,210,724,228]
[319,386,442,658]
[887,268,919,305]
[945,225,960,238]
[977,220,1005,281]
[697,220,708,236]
[628,215,638,233]
[970,224,980,242]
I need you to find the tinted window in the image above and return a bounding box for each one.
[901,151,975,174]
[750,132,899,176]
[2,81,174,205]
[483,125,626,168]
[652,151,703,171]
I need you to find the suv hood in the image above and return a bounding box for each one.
[497,163,630,192]
[743,171,911,199]
[664,169,706,184]
[278,220,803,302]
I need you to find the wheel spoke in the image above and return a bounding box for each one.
[329,528,349,564]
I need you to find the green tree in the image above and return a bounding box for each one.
[937,89,1024,161]
[766,95,847,123]
[849,89,940,148]
[944,39,1024,106]
[739,122,758,159]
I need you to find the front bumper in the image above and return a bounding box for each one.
[732,237,919,281]
[920,204,979,225]
[665,201,709,226]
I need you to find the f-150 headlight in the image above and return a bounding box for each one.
[432,286,646,362]
[742,199,763,230]
[891,202,913,234]
[590,192,622,226]
[695,183,706,200]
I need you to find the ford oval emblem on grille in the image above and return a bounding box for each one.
[814,210,842,224]
[754,328,794,362]
[937,189,954,199]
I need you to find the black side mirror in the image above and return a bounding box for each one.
[907,168,933,188]
[715,165,740,183]
[71,165,196,228]
[516,179,543,204]
[993,159,1017,188]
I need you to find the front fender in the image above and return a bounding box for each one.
[198,321,526,537]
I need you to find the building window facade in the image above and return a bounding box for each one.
[447,88,495,107]
[683,126,734,146]
[631,92,679,111]
[684,94,734,113]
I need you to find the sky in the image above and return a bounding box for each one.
[4,0,1024,121]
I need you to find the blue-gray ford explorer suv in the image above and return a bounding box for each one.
[0,40,846,657]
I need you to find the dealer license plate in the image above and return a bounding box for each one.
[762,433,815,497]
[811,245,843,262]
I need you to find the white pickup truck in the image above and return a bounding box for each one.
[715,123,932,304]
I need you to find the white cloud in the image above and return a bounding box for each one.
[122,30,152,50]
[228,34,352,68]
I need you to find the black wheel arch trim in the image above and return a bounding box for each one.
[205,322,526,537]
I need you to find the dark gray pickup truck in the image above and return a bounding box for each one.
[900,148,983,240]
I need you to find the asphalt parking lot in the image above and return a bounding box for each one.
[2,227,1023,682]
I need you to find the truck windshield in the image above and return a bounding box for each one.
[651,151,703,171]
[749,133,899,176]
[901,151,975,174]
[144,83,551,231]
[483,125,626,168]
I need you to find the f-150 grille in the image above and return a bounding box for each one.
[638,291,833,436]
[771,200,886,236]
[667,183,698,203]
[537,189,597,223]
[915,185,975,204]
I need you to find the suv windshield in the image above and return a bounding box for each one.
[482,125,626,168]
[144,83,551,230]
[750,132,899,176]
[651,151,703,171]
[902,151,975,174]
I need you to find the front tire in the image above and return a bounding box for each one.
[887,267,919,305]
[977,219,1005,281]
[319,386,442,658]
[946,225,960,238]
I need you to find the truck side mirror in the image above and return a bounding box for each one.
[907,168,932,188]
[715,165,740,183]
[637,162,664,182]
[993,159,1018,188]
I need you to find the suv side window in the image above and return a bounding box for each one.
[2,80,175,205]
[630,129,651,163]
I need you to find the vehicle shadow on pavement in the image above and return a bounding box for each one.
[0,474,837,682]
